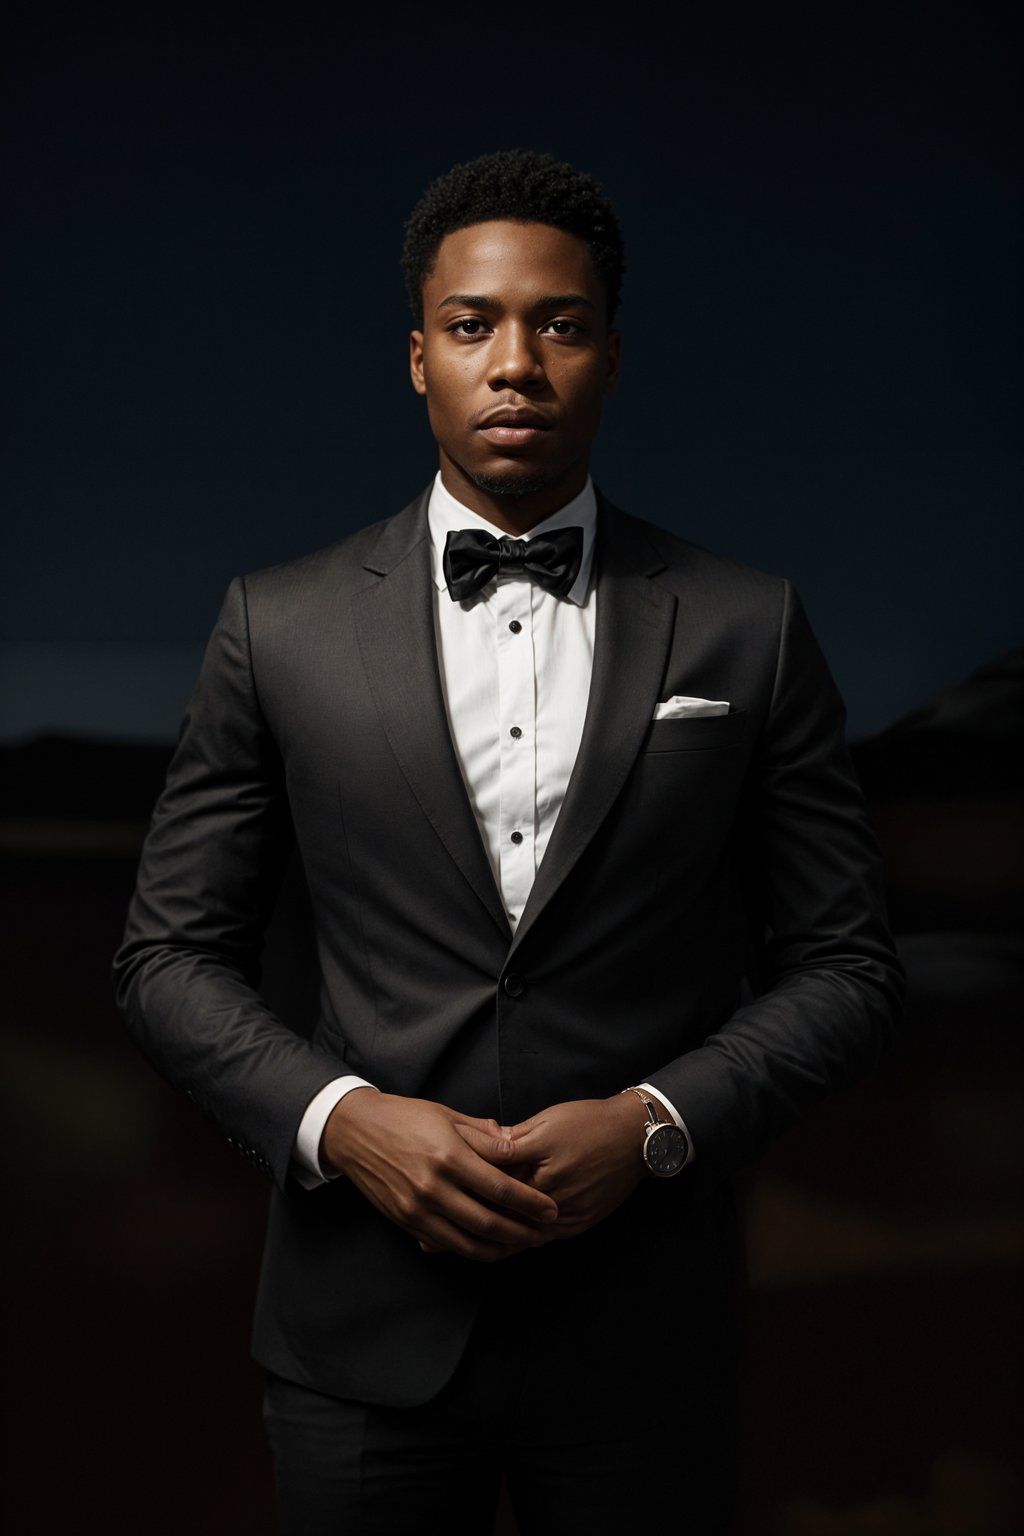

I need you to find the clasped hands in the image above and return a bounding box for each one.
[320,1089,650,1264]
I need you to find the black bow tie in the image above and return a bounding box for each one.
[442,526,585,603]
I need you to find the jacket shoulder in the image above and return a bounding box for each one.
[607,502,792,611]
[235,490,430,615]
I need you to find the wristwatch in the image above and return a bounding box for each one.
[624,1088,690,1178]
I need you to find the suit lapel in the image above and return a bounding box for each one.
[354,490,510,939]
[509,496,676,956]
[355,488,676,953]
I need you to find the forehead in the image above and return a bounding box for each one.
[424,220,601,308]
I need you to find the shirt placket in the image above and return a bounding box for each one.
[494,570,537,927]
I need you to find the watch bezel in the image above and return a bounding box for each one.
[643,1121,689,1177]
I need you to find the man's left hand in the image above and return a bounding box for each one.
[499,1094,649,1241]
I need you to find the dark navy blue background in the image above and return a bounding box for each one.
[3,2,1021,739]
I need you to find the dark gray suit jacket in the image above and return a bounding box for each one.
[113,486,903,1405]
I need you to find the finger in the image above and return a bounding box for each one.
[402,1157,555,1245]
[459,1116,521,1147]
[413,1210,532,1264]
[507,1114,539,1138]
[452,1122,516,1164]
[447,1111,498,1132]
[384,1138,556,1239]
[438,1107,505,1137]
[442,1185,554,1248]
[454,1124,554,1196]
[453,1145,559,1224]
[502,1122,550,1161]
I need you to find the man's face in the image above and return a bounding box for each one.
[410,220,619,527]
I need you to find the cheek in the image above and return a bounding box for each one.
[551,360,606,409]
[421,373,452,420]
[422,359,476,417]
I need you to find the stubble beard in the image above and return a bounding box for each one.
[468,467,555,499]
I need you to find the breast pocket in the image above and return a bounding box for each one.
[636,709,750,903]
[642,708,747,754]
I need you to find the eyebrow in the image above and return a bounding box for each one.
[435,292,597,313]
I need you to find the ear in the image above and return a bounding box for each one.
[409,330,426,396]
[604,328,621,395]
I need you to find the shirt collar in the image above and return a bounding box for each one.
[427,470,598,606]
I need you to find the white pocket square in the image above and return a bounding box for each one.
[652,696,730,720]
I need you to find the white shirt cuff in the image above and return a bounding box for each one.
[637,1082,696,1166]
[291,1076,378,1189]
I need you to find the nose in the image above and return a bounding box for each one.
[486,321,546,392]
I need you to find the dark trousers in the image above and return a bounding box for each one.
[263,1231,740,1535]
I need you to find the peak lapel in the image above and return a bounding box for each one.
[354,490,510,940]
[508,497,676,956]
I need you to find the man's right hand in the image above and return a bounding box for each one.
[319,1088,559,1263]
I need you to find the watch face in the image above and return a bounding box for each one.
[646,1124,688,1177]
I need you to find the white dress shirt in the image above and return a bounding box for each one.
[293,473,692,1185]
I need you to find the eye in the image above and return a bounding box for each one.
[543,320,583,337]
[447,318,489,337]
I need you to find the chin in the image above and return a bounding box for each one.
[469,467,555,499]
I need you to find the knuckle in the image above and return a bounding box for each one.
[395,1189,420,1222]
[414,1171,439,1203]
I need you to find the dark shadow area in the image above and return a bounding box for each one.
[1,653,1021,1532]
[736,651,1024,1532]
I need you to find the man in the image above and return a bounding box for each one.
[114,150,903,1533]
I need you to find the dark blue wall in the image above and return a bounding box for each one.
[4,3,1021,739]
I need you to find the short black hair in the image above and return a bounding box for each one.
[401,149,624,328]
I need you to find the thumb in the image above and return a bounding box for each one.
[453,1121,516,1164]
[449,1112,521,1141]
[445,1118,497,1142]
[506,1114,541,1145]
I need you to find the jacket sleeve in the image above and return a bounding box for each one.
[112,576,356,1191]
[646,580,906,1193]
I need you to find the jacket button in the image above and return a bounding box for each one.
[503,973,525,997]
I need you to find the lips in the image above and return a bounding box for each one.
[477,408,552,430]
[475,407,553,450]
